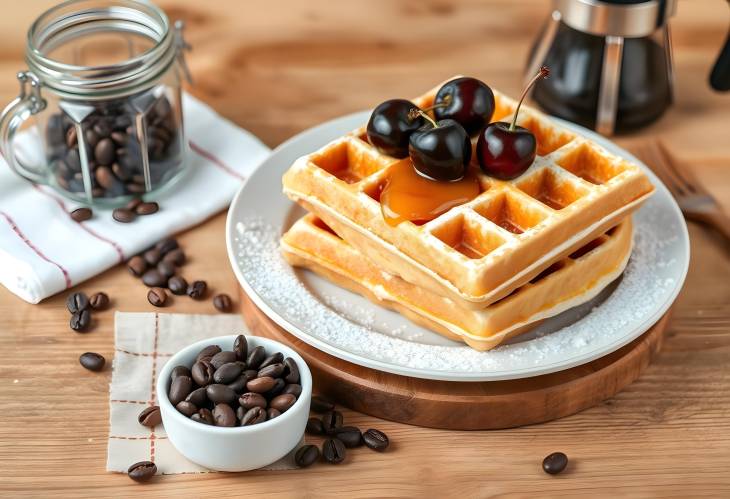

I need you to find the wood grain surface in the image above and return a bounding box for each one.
[0,1,729,497]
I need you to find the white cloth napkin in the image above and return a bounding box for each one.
[0,93,270,304]
[107,311,299,474]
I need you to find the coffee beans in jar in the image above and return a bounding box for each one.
[168,335,302,428]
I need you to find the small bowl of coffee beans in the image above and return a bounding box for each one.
[157,334,312,471]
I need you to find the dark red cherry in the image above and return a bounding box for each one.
[433,77,495,136]
[367,99,425,158]
[477,122,536,180]
[476,67,549,180]
[408,114,471,182]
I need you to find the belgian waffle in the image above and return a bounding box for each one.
[282,215,633,351]
[282,79,653,309]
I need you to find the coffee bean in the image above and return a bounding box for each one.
[93,120,111,138]
[185,386,207,406]
[196,345,221,362]
[191,360,215,386]
[310,396,335,413]
[295,444,320,468]
[65,148,81,172]
[137,406,162,427]
[210,351,236,370]
[110,131,127,145]
[187,280,207,299]
[259,352,284,369]
[66,292,89,314]
[162,248,185,266]
[125,197,142,211]
[112,208,135,223]
[542,452,568,475]
[175,400,198,417]
[95,166,116,189]
[192,408,215,425]
[168,375,192,405]
[306,417,325,435]
[128,461,156,482]
[89,292,109,310]
[127,255,147,276]
[258,363,285,379]
[79,352,105,372]
[65,127,77,148]
[70,310,91,332]
[241,406,267,426]
[69,207,92,222]
[334,426,363,448]
[284,358,300,384]
[322,411,343,434]
[147,287,167,307]
[246,345,266,370]
[362,429,389,451]
[171,365,191,381]
[269,393,297,413]
[228,371,256,393]
[212,293,232,312]
[213,362,242,384]
[85,129,100,149]
[213,404,236,427]
[246,376,276,393]
[231,335,248,362]
[282,383,302,397]
[239,392,267,410]
[265,378,286,398]
[206,384,237,405]
[155,238,178,254]
[156,261,175,279]
[136,202,159,215]
[168,275,188,295]
[322,438,346,464]
[94,138,115,165]
[143,248,162,266]
[127,182,145,193]
[267,408,281,420]
[141,269,166,287]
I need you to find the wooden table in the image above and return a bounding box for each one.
[1,1,729,497]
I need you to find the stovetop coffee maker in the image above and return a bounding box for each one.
[526,0,730,135]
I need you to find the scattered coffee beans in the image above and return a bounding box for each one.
[169,334,302,428]
[168,275,188,295]
[112,208,136,223]
[147,287,168,307]
[89,292,110,310]
[163,248,185,266]
[363,429,389,452]
[79,352,105,372]
[70,309,91,332]
[310,395,335,413]
[136,201,159,215]
[142,269,166,287]
[69,207,93,222]
[334,426,363,448]
[137,406,162,427]
[306,417,325,435]
[66,292,89,314]
[322,410,344,434]
[127,461,157,483]
[542,452,568,475]
[295,444,320,468]
[322,437,346,464]
[212,293,232,312]
[187,280,207,299]
[127,255,147,276]
[143,248,162,266]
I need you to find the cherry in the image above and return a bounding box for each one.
[477,67,549,180]
[408,110,471,182]
[367,99,425,158]
[433,77,495,136]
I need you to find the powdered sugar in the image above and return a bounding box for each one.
[233,190,687,381]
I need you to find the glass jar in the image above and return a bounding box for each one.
[0,0,191,207]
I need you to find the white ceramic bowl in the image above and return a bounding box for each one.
[157,335,312,472]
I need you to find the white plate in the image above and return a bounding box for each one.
[225,111,689,382]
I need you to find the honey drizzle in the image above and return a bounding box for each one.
[379,161,481,226]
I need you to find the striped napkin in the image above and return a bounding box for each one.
[0,93,270,304]
[107,312,299,474]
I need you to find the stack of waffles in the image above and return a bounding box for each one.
[280,79,654,351]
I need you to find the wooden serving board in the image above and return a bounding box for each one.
[241,291,669,430]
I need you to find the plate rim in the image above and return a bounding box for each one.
[225,111,690,382]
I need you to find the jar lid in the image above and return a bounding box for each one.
[554,0,677,38]
[25,0,185,99]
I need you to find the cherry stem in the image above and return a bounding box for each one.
[421,94,451,113]
[410,108,438,128]
[510,66,550,132]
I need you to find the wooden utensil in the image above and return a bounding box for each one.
[634,140,730,241]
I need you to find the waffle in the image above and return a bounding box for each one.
[281,214,633,351]
[282,78,653,309]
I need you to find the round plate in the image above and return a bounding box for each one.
[225,111,689,382]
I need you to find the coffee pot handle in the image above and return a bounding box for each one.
[0,71,48,184]
[710,3,730,91]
